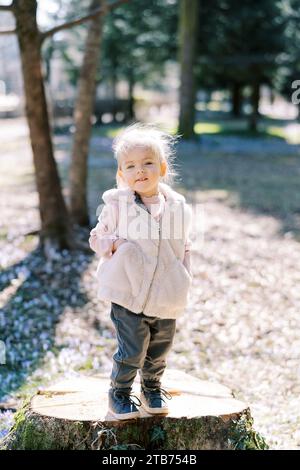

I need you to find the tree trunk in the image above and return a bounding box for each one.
[178,0,199,140]
[14,0,72,254]
[269,86,275,105]
[231,82,242,117]
[1,370,268,450]
[249,81,260,133]
[111,65,118,122]
[69,0,104,227]
[128,72,135,121]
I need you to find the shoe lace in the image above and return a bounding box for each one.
[114,390,142,407]
[142,386,172,402]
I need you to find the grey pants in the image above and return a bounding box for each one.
[110,302,176,390]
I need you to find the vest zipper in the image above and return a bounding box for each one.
[141,220,161,312]
[133,192,162,313]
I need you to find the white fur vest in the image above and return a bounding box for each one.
[95,182,192,319]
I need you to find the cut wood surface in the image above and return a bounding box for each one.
[31,369,246,421]
[3,370,258,450]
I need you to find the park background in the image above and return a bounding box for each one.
[0,0,300,449]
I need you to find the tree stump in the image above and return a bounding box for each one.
[2,370,266,450]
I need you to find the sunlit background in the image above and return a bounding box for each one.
[0,0,300,451]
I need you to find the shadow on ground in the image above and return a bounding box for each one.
[174,140,300,241]
[0,245,93,400]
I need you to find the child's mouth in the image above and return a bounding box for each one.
[136,178,148,182]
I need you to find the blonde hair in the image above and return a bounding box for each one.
[112,122,180,189]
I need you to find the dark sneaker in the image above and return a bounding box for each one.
[140,385,172,415]
[108,388,141,420]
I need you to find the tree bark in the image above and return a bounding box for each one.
[249,81,260,133]
[231,82,243,117]
[128,72,135,121]
[111,71,118,122]
[178,0,199,140]
[69,0,105,226]
[14,0,72,253]
[1,371,268,450]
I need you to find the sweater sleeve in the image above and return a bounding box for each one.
[89,202,120,257]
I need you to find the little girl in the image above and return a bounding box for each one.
[89,123,193,420]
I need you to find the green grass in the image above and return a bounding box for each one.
[194,119,294,141]
[87,114,300,143]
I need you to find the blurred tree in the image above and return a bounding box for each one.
[56,0,178,121]
[178,0,199,140]
[42,0,95,90]
[50,0,178,227]
[0,0,128,256]
[12,0,71,255]
[196,0,286,131]
[101,0,178,120]
[69,0,104,227]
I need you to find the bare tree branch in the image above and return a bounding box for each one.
[0,28,16,35]
[40,0,129,42]
[0,4,14,11]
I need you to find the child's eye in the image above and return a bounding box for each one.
[127,165,134,169]
[145,162,153,165]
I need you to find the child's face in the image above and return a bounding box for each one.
[118,146,166,197]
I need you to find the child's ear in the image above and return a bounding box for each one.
[160,160,167,177]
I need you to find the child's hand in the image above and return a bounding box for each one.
[89,228,98,253]
[112,238,127,253]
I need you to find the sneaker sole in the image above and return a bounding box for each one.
[140,397,169,415]
[108,407,140,420]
